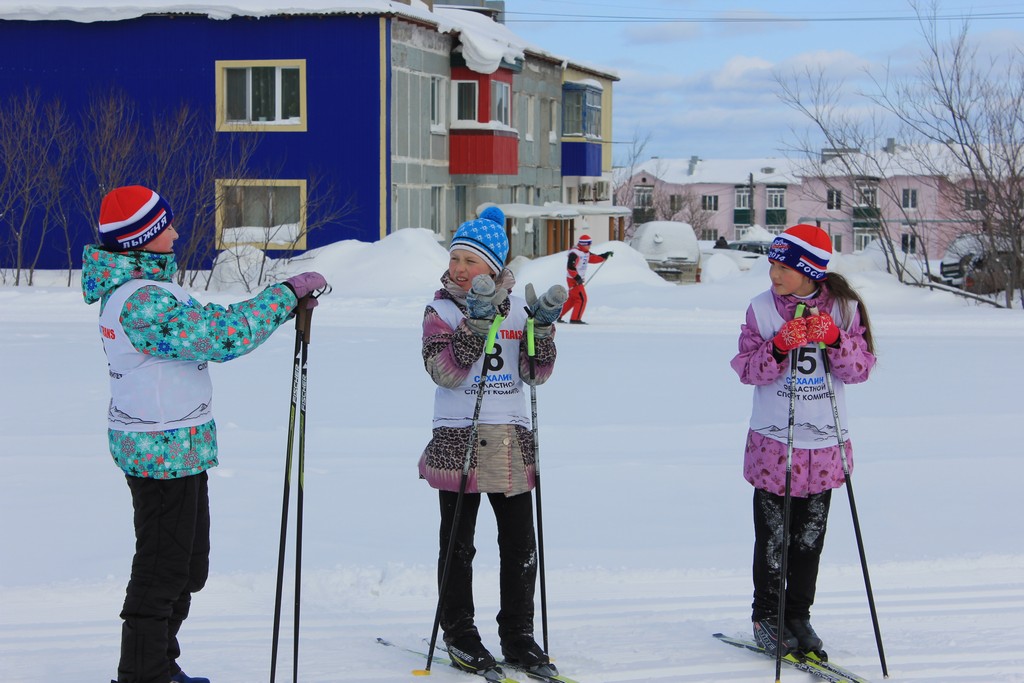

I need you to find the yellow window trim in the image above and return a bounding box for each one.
[215,178,308,250]
[215,59,308,133]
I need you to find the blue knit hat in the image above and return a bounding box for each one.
[767,224,832,281]
[449,207,508,273]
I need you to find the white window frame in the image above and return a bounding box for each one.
[901,227,917,253]
[430,186,443,235]
[216,59,307,132]
[634,185,654,208]
[215,178,307,249]
[430,76,446,133]
[735,187,751,210]
[548,99,558,144]
[524,93,535,142]
[857,184,878,207]
[452,80,478,122]
[827,188,842,210]
[701,194,719,212]
[965,190,986,211]
[854,228,876,251]
[491,80,510,126]
[767,187,786,209]
[902,188,918,210]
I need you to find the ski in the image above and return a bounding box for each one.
[499,660,579,683]
[713,633,872,683]
[376,637,517,683]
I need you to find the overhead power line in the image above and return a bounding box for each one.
[504,10,1024,24]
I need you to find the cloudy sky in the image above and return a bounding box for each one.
[504,0,1024,162]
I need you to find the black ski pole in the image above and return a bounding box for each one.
[583,258,607,286]
[524,309,549,653]
[292,301,314,683]
[810,309,888,678]
[270,289,324,683]
[270,312,302,683]
[418,314,505,675]
[775,303,805,683]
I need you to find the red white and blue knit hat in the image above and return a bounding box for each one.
[577,234,592,247]
[449,206,508,274]
[98,185,173,252]
[767,224,832,281]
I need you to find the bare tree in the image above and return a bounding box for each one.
[661,186,715,237]
[775,68,929,284]
[0,89,77,285]
[79,89,145,234]
[866,0,1024,306]
[211,169,358,292]
[78,92,264,288]
[776,1,1024,306]
[142,102,263,288]
[612,129,653,236]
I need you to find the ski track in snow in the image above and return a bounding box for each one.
[3,250,1024,683]
[2,564,1023,681]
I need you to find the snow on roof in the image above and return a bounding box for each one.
[624,143,988,188]
[478,202,630,220]
[0,0,590,77]
[543,201,630,216]
[433,5,537,74]
[630,156,804,185]
[566,78,604,90]
[0,0,435,22]
[478,202,580,219]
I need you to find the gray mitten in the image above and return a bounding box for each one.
[525,283,568,326]
[464,274,508,337]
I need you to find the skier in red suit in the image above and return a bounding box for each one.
[558,234,613,324]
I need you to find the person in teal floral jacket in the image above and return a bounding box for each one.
[81,185,326,683]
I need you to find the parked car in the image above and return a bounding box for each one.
[630,221,702,283]
[939,233,1021,294]
[728,240,774,255]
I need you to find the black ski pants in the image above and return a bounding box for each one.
[751,487,831,622]
[118,472,210,683]
[437,490,537,643]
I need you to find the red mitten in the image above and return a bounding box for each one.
[773,317,808,352]
[806,312,840,345]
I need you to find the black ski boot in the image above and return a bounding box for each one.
[501,636,557,675]
[445,632,497,674]
[786,617,825,655]
[753,618,799,655]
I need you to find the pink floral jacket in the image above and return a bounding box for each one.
[730,285,876,497]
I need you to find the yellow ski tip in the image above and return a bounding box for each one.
[412,669,431,676]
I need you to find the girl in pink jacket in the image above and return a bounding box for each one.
[730,224,876,657]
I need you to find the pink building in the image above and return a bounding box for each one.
[620,148,981,261]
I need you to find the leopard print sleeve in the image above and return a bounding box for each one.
[422,304,486,388]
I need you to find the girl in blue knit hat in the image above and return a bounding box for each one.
[730,224,876,657]
[418,206,567,676]
[82,185,326,683]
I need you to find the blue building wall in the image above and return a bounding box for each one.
[0,13,386,269]
[561,139,602,177]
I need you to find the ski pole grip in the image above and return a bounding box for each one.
[485,314,504,355]
[526,317,536,357]
[295,301,313,344]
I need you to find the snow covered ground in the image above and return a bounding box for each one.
[2,230,1023,682]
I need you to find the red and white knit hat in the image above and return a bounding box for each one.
[98,185,173,252]
[767,224,832,281]
[577,234,592,247]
